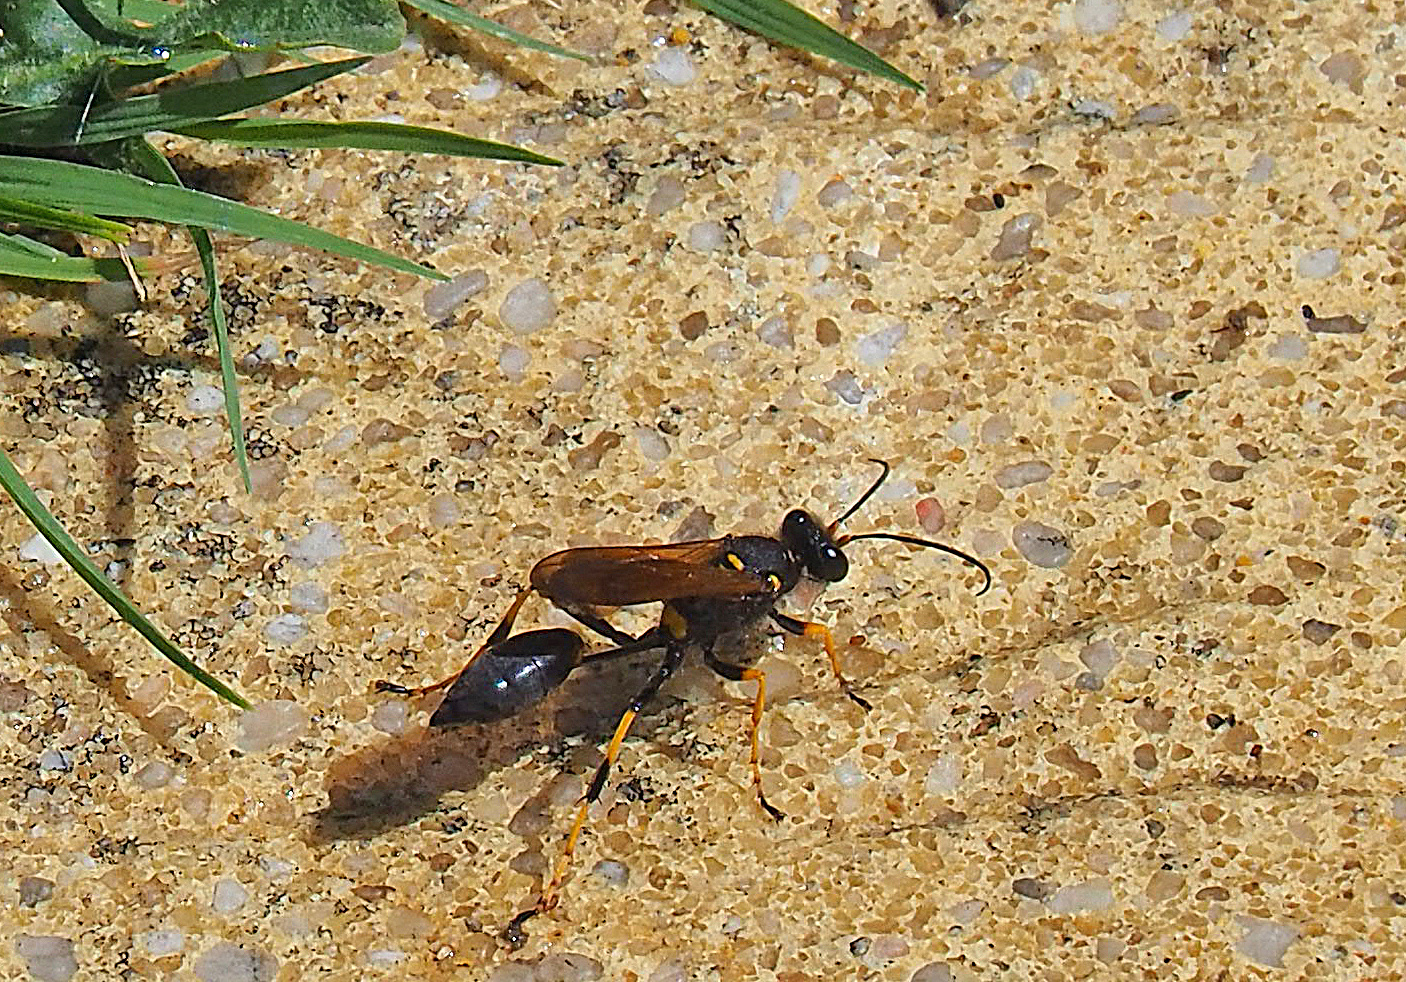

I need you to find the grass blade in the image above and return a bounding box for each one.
[0,195,131,241]
[0,156,449,281]
[406,0,591,62]
[126,138,252,494]
[694,0,921,91]
[0,56,369,146]
[0,445,249,709]
[0,233,134,281]
[171,118,562,164]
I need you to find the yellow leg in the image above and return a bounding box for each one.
[739,667,784,820]
[773,613,871,710]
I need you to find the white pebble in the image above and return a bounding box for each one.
[1012,521,1073,568]
[465,72,502,101]
[15,935,77,982]
[1009,65,1040,100]
[635,427,670,461]
[688,221,725,252]
[833,759,866,789]
[37,748,71,772]
[498,344,530,378]
[84,280,139,317]
[270,404,310,428]
[1073,0,1123,34]
[423,270,489,320]
[193,941,277,982]
[924,753,963,795]
[186,385,225,415]
[19,533,64,566]
[289,582,328,615]
[1267,334,1308,359]
[1048,878,1114,914]
[1156,10,1193,41]
[1235,916,1299,968]
[212,878,250,914]
[757,315,793,348]
[994,461,1053,489]
[817,179,852,208]
[139,929,184,957]
[1297,247,1340,279]
[134,761,173,789]
[366,949,405,966]
[910,963,953,982]
[826,370,865,405]
[264,613,308,646]
[646,176,687,216]
[650,47,696,86]
[1245,153,1274,183]
[771,170,801,223]
[1079,639,1120,679]
[236,700,309,753]
[287,522,345,568]
[258,856,295,881]
[590,859,630,886]
[948,899,986,925]
[855,321,908,366]
[1166,191,1217,217]
[427,493,461,529]
[371,699,409,736]
[499,278,556,335]
[648,958,687,982]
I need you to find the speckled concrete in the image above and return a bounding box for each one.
[3,1,1405,979]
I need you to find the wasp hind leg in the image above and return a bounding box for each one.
[504,640,688,947]
[375,589,532,697]
[770,612,872,711]
[705,651,785,821]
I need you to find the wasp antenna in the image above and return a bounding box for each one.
[836,532,992,596]
[828,459,891,534]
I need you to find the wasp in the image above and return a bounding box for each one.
[377,460,991,944]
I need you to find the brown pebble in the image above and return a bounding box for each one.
[362,418,413,446]
[815,318,840,345]
[1208,461,1247,482]
[1247,585,1288,606]
[568,431,622,470]
[1301,619,1340,644]
[1196,885,1230,902]
[1286,556,1326,581]
[679,311,709,340]
[1191,517,1225,541]
[1306,313,1365,334]
[1132,743,1158,770]
[1013,877,1052,900]
[1146,500,1171,526]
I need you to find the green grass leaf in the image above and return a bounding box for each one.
[694,0,921,91]
[0,56,369,146]
[0,156,448,281]
[406,0,591,62]
[0,195,132,241]
[0,233,135,281]
[125,138,252,495]
[171,118,563,165]
[0,445,249,709]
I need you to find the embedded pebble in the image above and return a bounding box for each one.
[366,950,405,966]
[771,170,801,223]
[287,522,345,568]
[1073,0,1123,34]
[371,699,409,735]
[536,952,603,981]
[990,213,1039,260]
[647,176,686,216]
[651,47,696,86]
[270,404,310,428]
[427,493,462,528]
[133,761,173,789]
[1009,65,1040,100]
[186,385,225,415]
[289,582,329,615]
[212,878,250,914]
[969,58,1008,79]
[499,344,530,377]
[1079,639,1119,679]
[84,280,139,317]
[14,935,77,982]
[688,221,725,251]
[423,270,488,320]
[817,179,853,207]
[826,370,865,405]
[635,427,671,461]
[465,72,502,101]
[648,959,687,982]
[1297,248,1340,279]
[915,498,946,534]
[1267,334,1308,359]
[19,533,63,566]
[1167,191,1216,217]
[138,929,184,957]
[1048,878,1114,914]
[1245,153,1274,182]
[855,321,908,366]
[18,877,53,907]
[948,899,985,925]
[1156,11,1193,41]
[924,753,963,795]
[193,941,278,982]
[1305,312,1365,334]
[994,461,1053,489]
[236,701,309,753]
[38,748,71,772]
[590,859,630,886]
[1012,521,1073,568]
[264,613,308,645]
[1235,916,1299,968]
[833,759,866,789]
[911,963,953,982]
[499,278,556,334]
[757,315,792,348]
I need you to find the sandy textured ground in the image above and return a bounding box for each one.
[4,1,1405,979]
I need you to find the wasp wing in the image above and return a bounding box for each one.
[530,540,766,606]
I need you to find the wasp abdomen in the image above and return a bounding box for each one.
[430,629,586,726]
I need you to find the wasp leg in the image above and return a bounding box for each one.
[375,589,532,697]
[704,652,784,821]
[770,612,872,711]
[556,602,640,647]
[505,640,687,947]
